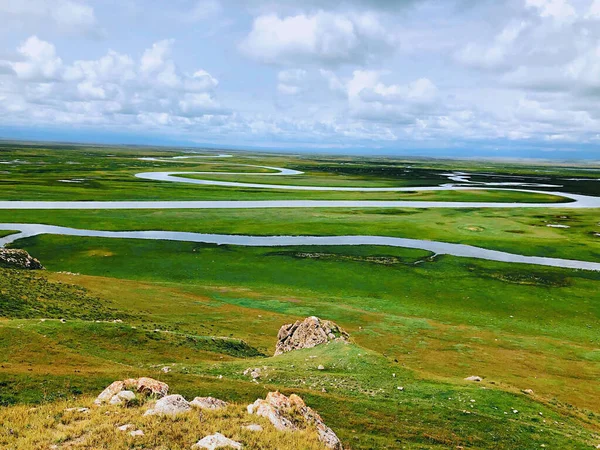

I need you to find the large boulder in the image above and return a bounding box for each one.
[137,377,169,397]
[192,433,242,450]
[247,391,342,450]
[145,394,191,416]
[0,248,43,270]
[274,316,349,356]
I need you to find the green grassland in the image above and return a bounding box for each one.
[0,144,579,202]
[0,206,598,261]
[1,143,599,449]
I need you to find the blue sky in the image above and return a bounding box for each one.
[1,0,600,159]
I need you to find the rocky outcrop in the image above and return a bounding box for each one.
[275,316,349,356]
[247,391,343,450]
[0,248,43,270]
[190,396,228,410]
[145,394,190,416]
[192,433,242,450]
[94,377,167,406]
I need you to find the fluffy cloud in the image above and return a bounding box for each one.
[10,36,63,81]
[0,36,225,130]
[240,11,395,66]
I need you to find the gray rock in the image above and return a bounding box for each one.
[247,391,342,450]
[145,394,190,416]
[109,390,136,406]
[95,381,126,405]
[274,316,349,356]
[242,424,263,432]
[192,433,242,449]
[0,248,44,270]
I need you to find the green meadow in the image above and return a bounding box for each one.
[1,143,599,449]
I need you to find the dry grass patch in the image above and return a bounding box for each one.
[0,396,327,450]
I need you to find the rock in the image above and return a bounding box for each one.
[275,316,349,356]
[0,248,44,270]
[522,389,534,395]
[464,376,482,382]
[192,433,242,449]
[247,391,342,450]
[109,390,136,406]
[137,377,169,397]
[117,424,134,431]
[145,394,190,416]
[243,368,262,379]
[317,365,325,371]
[95,381,125,405]
[190,397,228,410]
[242,424,263,432]
[161,366,171,373]
[129,430,144,437]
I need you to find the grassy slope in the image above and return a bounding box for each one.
[2,239,599,420]
[1,145,600,448]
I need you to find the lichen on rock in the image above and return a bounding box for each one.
[0,248,44,270]
[275,316,349,356]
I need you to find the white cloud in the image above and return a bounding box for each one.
[525,0,577,22]
[240,11,394,66]
[0,36,226,129]
[456,21,528,70]
[0,0,97,34]
[11,36,63,81]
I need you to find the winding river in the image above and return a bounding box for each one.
[1,223,599,272]
[1,155,599,271]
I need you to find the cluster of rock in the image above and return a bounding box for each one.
[94,375,343,449]
[274,316,349,356]
[0,248,44,270]
[94,376,168,406]
[248,391,343,450]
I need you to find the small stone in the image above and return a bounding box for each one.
[243,424,263,432]
[129,430,144,437]
[109,390,136,405]
[464,376,482,382]
[161,367,171,373]
[192,433,242,449]
[318,365,325,371]
[397,387,404,391]
[117,424,134,432]
[522,389,534,395]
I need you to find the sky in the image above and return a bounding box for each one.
[1,0,600,159]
